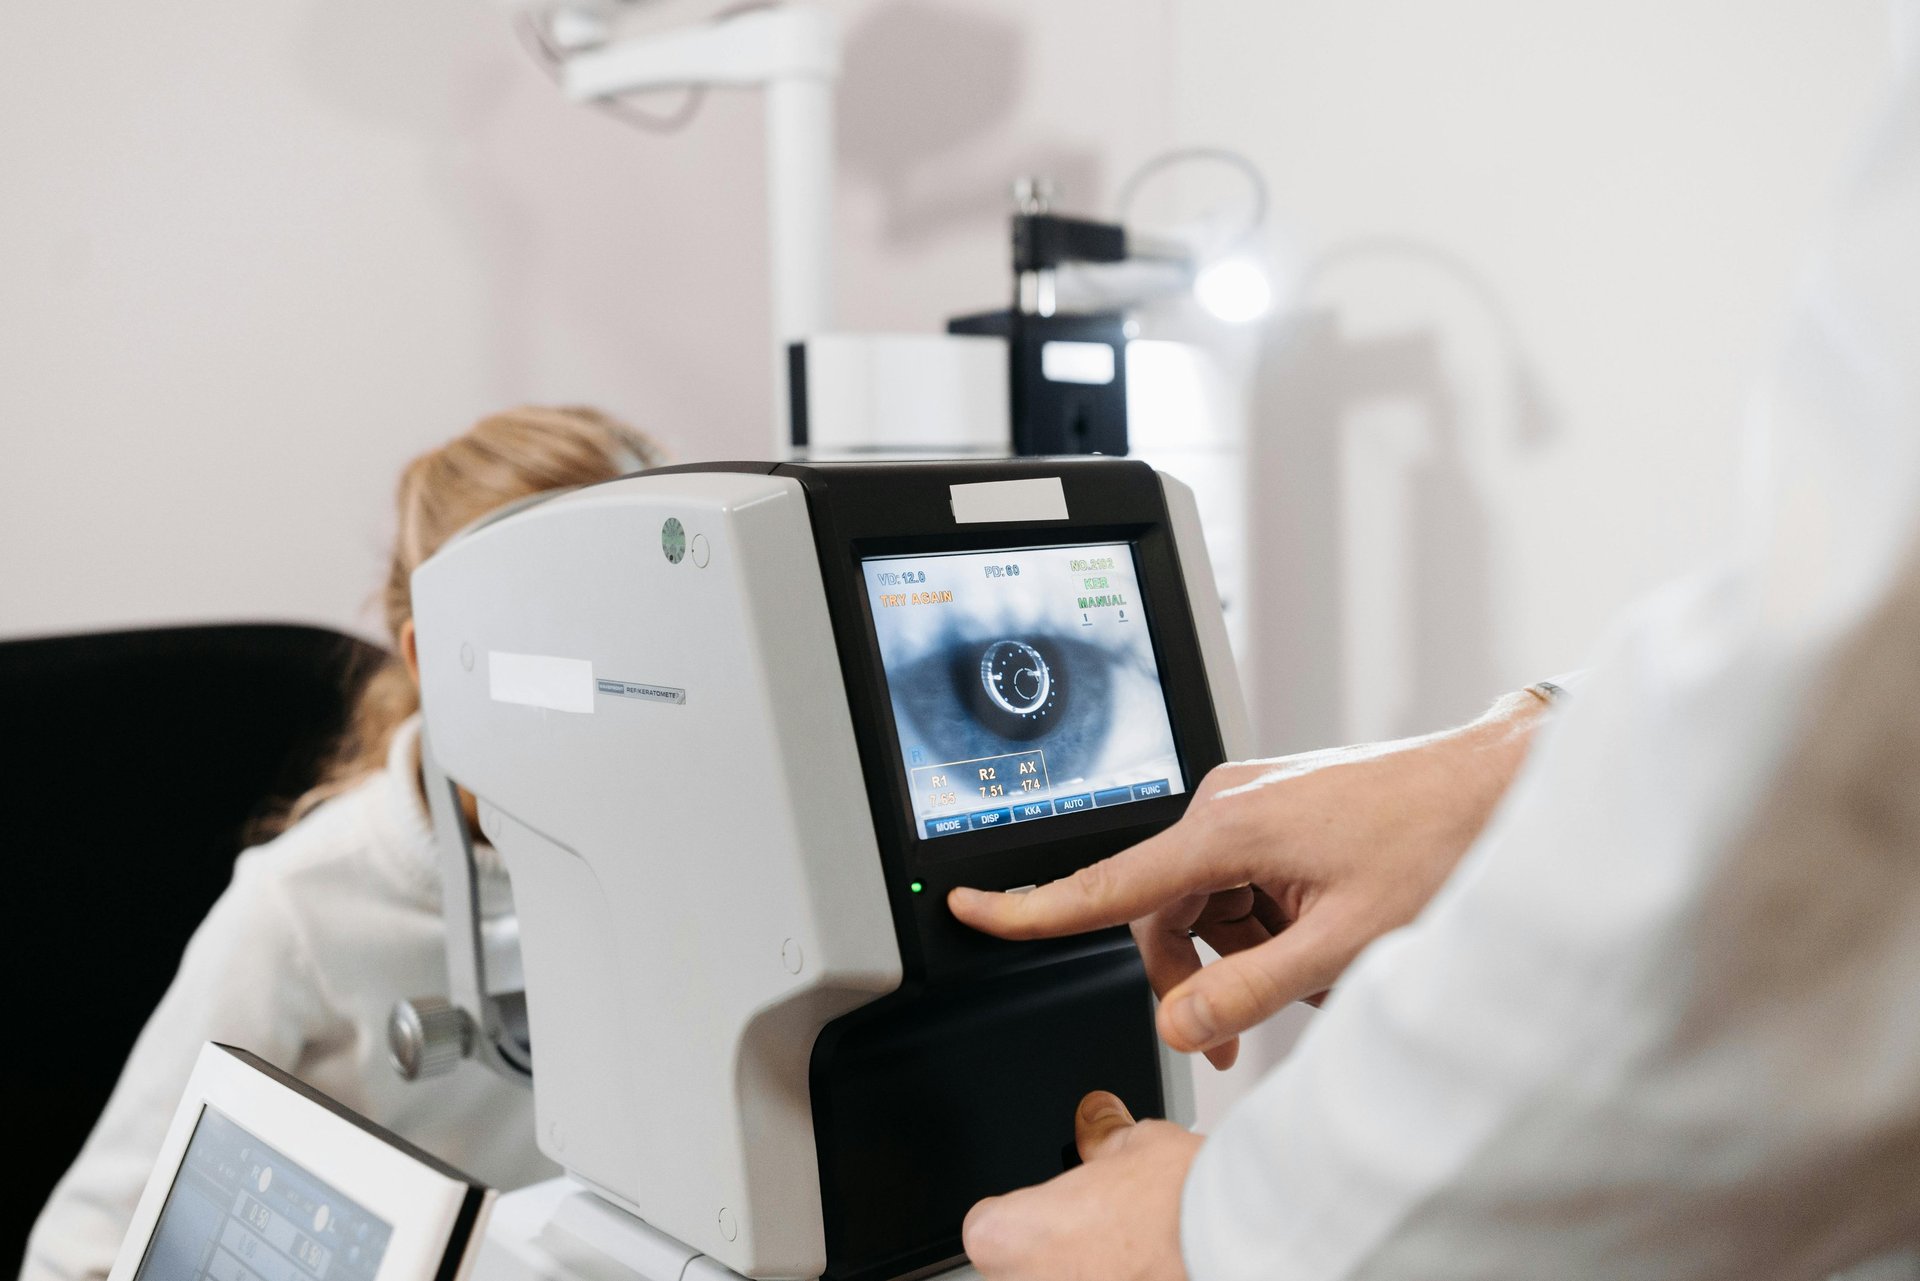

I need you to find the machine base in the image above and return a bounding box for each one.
[478,1180,983,1281]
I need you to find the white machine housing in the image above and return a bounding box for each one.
[415,472,902,1277]
[413,459,1247,1281]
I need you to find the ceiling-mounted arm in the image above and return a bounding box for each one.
[558,4,839,459]
[558,4,836,96]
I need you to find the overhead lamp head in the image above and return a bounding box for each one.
[1192,256,1273,324]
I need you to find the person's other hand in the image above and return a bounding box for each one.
[950,693,1548,1068]
[963,1092,1199,1281]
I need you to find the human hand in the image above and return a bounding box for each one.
[963,1091,1200,1281]
[950,693,1547,1068]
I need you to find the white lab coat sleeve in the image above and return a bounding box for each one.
[20,848,339,1281]
[1183,560,1920,1280]
[1182,47,1920,1281]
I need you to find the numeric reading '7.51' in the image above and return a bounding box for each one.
[912,749,1050,813]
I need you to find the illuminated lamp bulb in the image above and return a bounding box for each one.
[1193,256,1273,323]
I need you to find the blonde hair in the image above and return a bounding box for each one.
[263,406,664,835]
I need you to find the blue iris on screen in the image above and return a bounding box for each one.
[896,630,1143,777]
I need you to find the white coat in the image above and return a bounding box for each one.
[21,716,556,1281]
[1183,16,1920,1281]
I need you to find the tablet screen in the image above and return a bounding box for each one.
[135,1105,391,1281]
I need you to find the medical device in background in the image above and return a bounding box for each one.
[109,1044,492,1281]
[505,2,1272,457]
[397,458,1250,1280]
[503,0,1268,663]
[779,166,1266,660]
[790,166,1272,461]
[508,0,837,453]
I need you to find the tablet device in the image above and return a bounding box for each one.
[108,1043,493,1281]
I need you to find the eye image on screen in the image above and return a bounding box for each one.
[863,542,1187,841]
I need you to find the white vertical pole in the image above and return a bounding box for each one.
[765,70,835,459]
[558,2,839,459]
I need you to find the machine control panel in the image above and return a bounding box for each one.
[744,455,1230,981]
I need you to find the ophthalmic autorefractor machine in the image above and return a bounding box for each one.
[404,457,1251,1281]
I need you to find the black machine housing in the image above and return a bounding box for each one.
[659,458,1228,1280]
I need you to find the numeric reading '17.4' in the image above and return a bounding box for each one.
[1070,556,1116,573]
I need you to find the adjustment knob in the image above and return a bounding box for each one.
[388,996,473,1081]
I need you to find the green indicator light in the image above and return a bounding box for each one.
[910,881,924,894]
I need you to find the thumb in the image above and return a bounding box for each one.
[1074,1091,1137,1163]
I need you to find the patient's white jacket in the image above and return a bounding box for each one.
[1184,25,1920,1281]
[22,717,555,1281]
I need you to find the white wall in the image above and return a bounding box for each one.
[1173,1,1893,748]
[0,0,1170,640]
[3,1,1883,677]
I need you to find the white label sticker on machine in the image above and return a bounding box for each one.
[596,678,686,705]
[488,651,595,713]
[949,477,1070,524]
